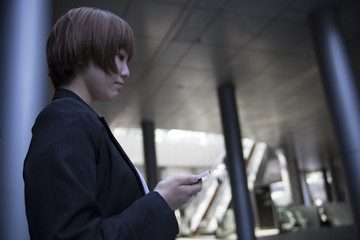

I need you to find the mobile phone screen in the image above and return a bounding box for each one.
[195,170,211,182]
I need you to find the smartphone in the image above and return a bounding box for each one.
[195,170,211,182]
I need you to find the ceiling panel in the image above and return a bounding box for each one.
[174,8,218,42]
[156,41,192,67]
[226,0,293,18]
[229,48,282,75]
[200,11,270,47]
[290,0,355,12]
[178,43,237,70]
[164,67,213,88]
[131,37,162,65]
[277,8,308,24]
[51,0,360,171]
[247,20,310,52]
[126,0,183,38]
[287,37,316,58]
[261,53,316,77]
[133,65,173,86]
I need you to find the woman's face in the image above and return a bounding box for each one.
[82,48,130,103]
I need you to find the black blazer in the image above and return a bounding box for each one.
[23,89,178,240]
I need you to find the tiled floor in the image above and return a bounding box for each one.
[177,226,359,240]
[257,226,358,240]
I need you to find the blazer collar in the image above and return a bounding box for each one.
[52,88,96,113]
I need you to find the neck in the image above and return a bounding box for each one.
[61,76,93,106]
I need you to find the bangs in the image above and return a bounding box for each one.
[112,16,134,61]
[91,9,134,75]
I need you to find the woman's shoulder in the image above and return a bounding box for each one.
[34,97,100,131]
[47,97,96,116]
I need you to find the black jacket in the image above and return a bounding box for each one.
[23,89,178,239]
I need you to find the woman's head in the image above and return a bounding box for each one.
[47,7,134,88]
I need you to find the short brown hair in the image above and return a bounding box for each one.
[47,7,134,88]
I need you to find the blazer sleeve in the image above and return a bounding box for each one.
[23,99,178,240]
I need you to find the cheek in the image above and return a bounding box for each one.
[114,58,121,69]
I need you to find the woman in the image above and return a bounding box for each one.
[23,7,202,240]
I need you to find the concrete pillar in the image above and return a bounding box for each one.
[218,84,255,240]
[299,172,312,206]
[0,0,51,239]
[282,145,305,204]
[321,168,333,202]
[327,155,344,202]
[276,149,294,205]
[310,8,360,233]
[141,120,158,191]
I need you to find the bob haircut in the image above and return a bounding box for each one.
[47,7,134,89]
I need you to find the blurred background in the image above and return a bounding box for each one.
[1,0,360,239]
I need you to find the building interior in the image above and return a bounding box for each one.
[1,0,360,239]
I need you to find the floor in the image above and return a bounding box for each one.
[177,226,359,240]
[257,226,358,240]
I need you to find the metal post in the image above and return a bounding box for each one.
[217,84,255,240]
[283,145,305,204]
[310,8,360,234]
[0,0,51,239]
[327,156,344,202]
[141,120,158,191]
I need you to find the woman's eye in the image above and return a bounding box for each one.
[118,54,125,61]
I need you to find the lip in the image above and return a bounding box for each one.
[114,82,124,90]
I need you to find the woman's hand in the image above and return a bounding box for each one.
[154,175,202,210]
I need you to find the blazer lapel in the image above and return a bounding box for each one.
[98,117,145,195]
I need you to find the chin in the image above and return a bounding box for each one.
[108,93,121,102]
[98,93,120,103]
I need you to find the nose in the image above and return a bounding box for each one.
[120,63,130,79]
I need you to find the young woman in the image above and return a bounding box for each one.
[23,7,202,240]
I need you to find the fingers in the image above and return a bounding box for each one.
[173,175,201,185]
[183,179,202,194]
[154,175,203,211]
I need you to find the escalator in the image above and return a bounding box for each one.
[179,140,267,238]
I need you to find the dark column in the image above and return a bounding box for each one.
[218,84,255,240]
[310,8,360,233]
[321,168,333,202]
[0,0,51,239]
[327,156,344,201]
[254,149,269,186]
[141,120,158,191]
[283,145,305,205]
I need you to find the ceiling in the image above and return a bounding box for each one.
[52,0,360,171]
